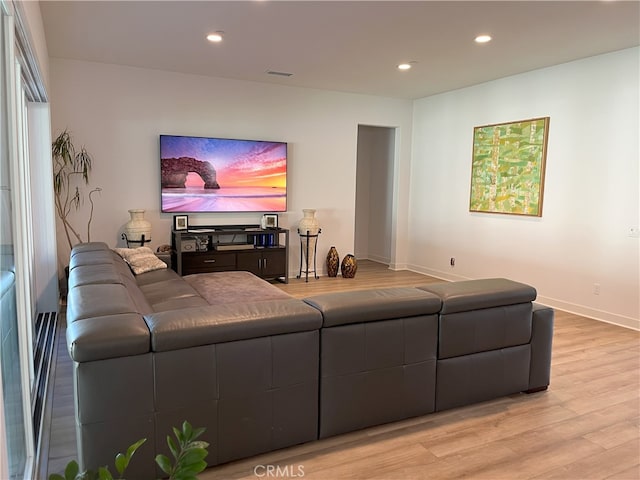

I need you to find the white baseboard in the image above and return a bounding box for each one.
[365,253,390,265]
[406,264,472,283]
[535,295,639,331]
[388,262,408,271]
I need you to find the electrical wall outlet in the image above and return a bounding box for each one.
[593,283,600,295]
[450,257,455,267]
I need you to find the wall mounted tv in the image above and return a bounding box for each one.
[160,134,287,213]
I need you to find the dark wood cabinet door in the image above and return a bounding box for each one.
[261,249,286,277]
[236,251,262,276]
[237,249,286,278]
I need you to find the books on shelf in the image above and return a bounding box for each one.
[214,244,255,251]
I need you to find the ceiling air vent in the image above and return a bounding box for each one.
[266,70,293,77]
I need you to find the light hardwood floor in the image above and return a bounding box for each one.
[45,261,640,479]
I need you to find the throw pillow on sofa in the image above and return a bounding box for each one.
[114,247,167,275]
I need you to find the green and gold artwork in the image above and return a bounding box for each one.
[469,117,549,216]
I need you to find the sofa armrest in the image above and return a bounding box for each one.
[303,288,441,327]
[528,303,554,391]
[144,299,323,352]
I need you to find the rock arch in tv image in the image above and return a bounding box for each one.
[161,157,220,189]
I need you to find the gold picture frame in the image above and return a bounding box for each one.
[469,117,550,217]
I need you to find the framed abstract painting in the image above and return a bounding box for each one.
[469,117,550,217]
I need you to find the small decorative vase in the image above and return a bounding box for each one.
[326,246,339,277]
[124,209,152,245]
[341,254,357,278]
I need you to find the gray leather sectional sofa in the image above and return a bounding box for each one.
[66,242,553,478]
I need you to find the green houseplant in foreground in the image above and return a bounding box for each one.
[50,421,209,480]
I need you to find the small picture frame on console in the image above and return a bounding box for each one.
[263,214,278,229]
[173,215,189,231]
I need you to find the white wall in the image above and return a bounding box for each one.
[49,58,414,276]
[409,47,640,329]
[49,49,639,328]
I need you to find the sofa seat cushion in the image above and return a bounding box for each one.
[138,278,204,306]
[144,299,323,352]
[303,288,441,327]
[134,267,181,286]
[417,278,536,314]
[118,275,154,314]
[152,296,210,312]
[182,271,291,305]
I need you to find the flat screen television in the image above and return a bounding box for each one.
[160,134,287,213]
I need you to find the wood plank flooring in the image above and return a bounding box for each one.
[44,261,640,479]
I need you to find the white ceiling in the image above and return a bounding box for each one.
[40,1,640,100]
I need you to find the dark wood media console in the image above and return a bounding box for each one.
[171,225,289,283]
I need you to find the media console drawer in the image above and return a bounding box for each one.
[182,252,236,273]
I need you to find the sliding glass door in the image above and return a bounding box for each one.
[0,5,36,478]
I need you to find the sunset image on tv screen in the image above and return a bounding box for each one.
[160,135,287,212]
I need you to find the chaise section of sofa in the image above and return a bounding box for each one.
[66,242,323,477]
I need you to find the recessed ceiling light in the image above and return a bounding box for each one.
[206,32,224,43]
[267,70,294,77]
[475,34,492,44]
[398,62,416,71]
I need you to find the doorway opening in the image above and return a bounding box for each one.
[355,125,396,265]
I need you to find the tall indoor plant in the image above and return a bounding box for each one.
[52,129,101,250]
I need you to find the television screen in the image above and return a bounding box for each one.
[160,134,287,213]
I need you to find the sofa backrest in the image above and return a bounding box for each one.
[67,242,152,362]
[418,278,537,359]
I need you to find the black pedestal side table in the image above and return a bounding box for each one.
[297,229,321,282]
